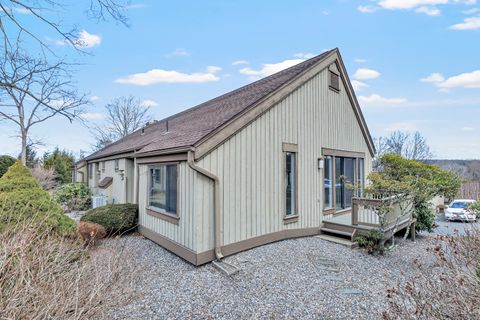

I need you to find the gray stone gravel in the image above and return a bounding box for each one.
[99,234,437,320]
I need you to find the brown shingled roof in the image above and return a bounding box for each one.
[84,50,335,161]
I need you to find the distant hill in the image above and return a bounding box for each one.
[424,160,480,182]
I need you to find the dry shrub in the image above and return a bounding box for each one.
[385,227,480,319]
[30,165,58,191]
[78,221,107,246]
[0,219,136,319]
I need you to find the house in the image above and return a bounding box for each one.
[74,48,378,265]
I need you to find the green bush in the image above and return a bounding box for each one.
[0,155,16,178]
[367,154,462,232]
[0,161,76,237]
[80,204,137,234]
[355,229,384,255]
[54,183,91,211]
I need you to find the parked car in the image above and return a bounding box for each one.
[445,199,477,222]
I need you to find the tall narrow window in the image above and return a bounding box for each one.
[101,161,105,173]
[114,159,119,172]
[285,152,297,216]
[324,156,333,209]
[149,164,178,215]
[88,163,93,179]
[358,158,364,197]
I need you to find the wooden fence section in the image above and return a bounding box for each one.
[456,182,480,200]
[352,195,414,230]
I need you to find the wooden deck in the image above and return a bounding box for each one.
[320,195,416,245]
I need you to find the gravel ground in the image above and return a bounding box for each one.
[97,233,439,320]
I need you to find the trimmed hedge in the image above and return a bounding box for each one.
[0,161,77,236]
[80,204,137,234]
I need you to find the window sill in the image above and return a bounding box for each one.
[329,86,340,93]
[283,215,299,225]
[146,207,179,225]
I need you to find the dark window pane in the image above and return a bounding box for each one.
[324,156,333,209]
[149,164,178,215]
[285,152,296,216]
[335,157,343,209]
[344,158,355,208]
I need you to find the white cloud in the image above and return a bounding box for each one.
[293,52,316,59]
[358,94,408,105]
[450,16,480,30]
[437,70,480,89]
[378,0,449,10]
[351,80,369,91]
[115,66,221,86]
[80,112,105,121]
[140,99,159,107]
[462,7,480,14]
[166,48,190,57]
[322,10,330,15]
[355,58,367,63]
[415,6,441,15]
[420,73,445,83]
[462,126,475,131]
[358,5,378,13]
[90,95,100,102]
[239,59,304,80]
[353,68,381,80]
[74,30,101,48]
[206,65,222,73]
[232,60,248,66]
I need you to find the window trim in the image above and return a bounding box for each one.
[322,148,365,214]
[329,70,340,93]
[146,162,180,224]
[283,144,298,223]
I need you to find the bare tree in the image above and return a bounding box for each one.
[91,96,152,150]
[0,44,89,164]
[0,0,129,52]
[375,131,432,164]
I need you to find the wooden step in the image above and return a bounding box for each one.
[322,221,356,234]
[320,227,353,238]
[316,234,358,248]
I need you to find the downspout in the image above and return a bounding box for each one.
[187,150,223,260]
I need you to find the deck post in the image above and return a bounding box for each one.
[352,200,359,225]
[410,222,416,242]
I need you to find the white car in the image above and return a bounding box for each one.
[445,199,477,222]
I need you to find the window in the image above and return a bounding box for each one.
[148,164,178,215]
[323,150,365,212]
[114,159,119,172]
[101,161,105,173]
[324,156,333,209]
[88,163,93,179]
[329,71,340,92]
[285,152,297,216]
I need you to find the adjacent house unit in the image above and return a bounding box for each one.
[74,48,376,265]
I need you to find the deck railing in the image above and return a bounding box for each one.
[352,194,414,231]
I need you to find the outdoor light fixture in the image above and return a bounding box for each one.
[318,158,324,169]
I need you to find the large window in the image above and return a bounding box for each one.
[285,152,297,216]
[323,152,364,212]
[149,164,178,215]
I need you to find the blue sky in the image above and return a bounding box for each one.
[1,0,479,159]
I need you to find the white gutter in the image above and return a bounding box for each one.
[187,150,223,260]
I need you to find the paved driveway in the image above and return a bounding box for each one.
[425,214,479,236]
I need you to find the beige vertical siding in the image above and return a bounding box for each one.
[138,162,198,251]
[88,159,133,204]
[194,64,373,252]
